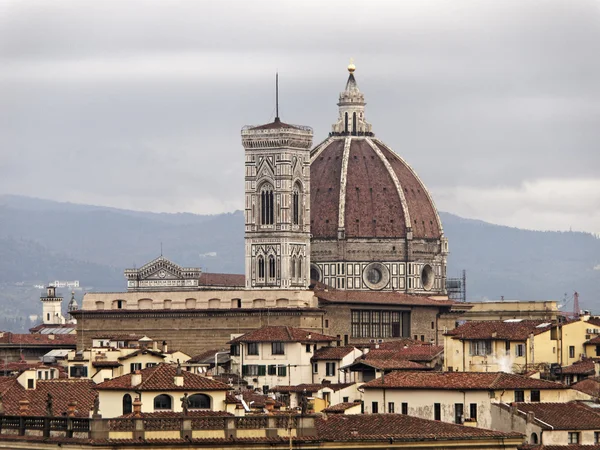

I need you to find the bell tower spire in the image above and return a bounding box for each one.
[331,60,373,137]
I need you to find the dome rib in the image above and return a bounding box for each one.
[366,138,412,232]
[337,137,352,234]
[372,138,444,237]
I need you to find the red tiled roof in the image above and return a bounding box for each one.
[350,358,429,371]
[270,383,354,393]
[315,413,522,441]
[445,320,554,341]
[229,326,336,344]
[311,346,356,361]
[322,402,361,413]
[199,272,245,288]
[0,332,77,346]
[363,371,567,390]
[0,378,95,417]
[571,377,600,397]
[586,336,600,344]
[561,359,596,375]
[95,363,231,391]
[586,318,600,327]
[368,338,427,350]
[364,345,444,362]
[91,360,122,368]
[513,402,600,429]
[249,119,303,131]
[315,287,453,307]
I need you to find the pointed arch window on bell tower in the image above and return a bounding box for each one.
[257,256,265,279]
[260,184,274,225]
[352,112,357,135]
[268,255,276,280]
[292,184,301,225]
[344,112,349,134]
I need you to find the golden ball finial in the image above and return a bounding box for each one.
[348,58,355,73]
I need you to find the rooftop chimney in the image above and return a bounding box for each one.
[162,341,168,353]
[67,400,77,417]
[174,373,184,387]
[526,411,535,423]
[152,341,158,351]
[19,399,29,414]
[133,397,142,417]
[131,370,142,387]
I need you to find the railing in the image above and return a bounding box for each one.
[0,414,315,441]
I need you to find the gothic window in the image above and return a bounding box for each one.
[291,256,296,279]
[257,256,265,279]
[297,256,302,280]
[268,255,276,280]
[344,112,348,134]
[292,183,301,225]
[260,184,274,225]
[352,112,357,135]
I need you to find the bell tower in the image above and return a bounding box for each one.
[241,76,313,289]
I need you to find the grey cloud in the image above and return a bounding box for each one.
[1,0,599,234]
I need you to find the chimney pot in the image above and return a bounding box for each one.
[133,397,142,417]
[67,400,77,417]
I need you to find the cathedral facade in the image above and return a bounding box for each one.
[74,65,457,355]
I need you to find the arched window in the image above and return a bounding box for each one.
[189,394,211,409]
[257,256,265,279]
[352,112,357,135]
[153,394,172,410]
[344,112,348,134]
[530,433,538,444]
[260,184,274,225]
[269,255,276,280]
[291,256,296,279]
[292,185,300,225]
[122,394,132,415]
[297,256,302,280]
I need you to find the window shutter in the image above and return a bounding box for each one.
[258,365,266,376]
[278,365,287,377]
[242,365,248,376]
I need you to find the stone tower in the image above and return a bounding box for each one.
[67,291,78,324]
[241,94,313,289]
[40,286,65,325]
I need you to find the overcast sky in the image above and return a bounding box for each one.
[1,0,599,234]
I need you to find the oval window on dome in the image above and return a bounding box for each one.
[421,264,435,291]
[362,263,390,290]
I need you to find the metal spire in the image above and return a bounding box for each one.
[275,72,279,121]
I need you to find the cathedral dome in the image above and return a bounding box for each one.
[310,137,442,240]
[308,64,447,293]
[310,66,443,242]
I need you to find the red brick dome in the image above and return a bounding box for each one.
[310,136,443,240]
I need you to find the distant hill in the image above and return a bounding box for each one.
[1,195,598,321]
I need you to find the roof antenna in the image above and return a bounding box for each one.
[160,242,163,257]
[275,72,279,122]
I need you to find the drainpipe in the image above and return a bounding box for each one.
[214,351,229,377]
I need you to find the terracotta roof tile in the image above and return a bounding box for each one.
[513,402,600,429]
[91,360,122,368]
[316,414,522,441]
[311,346,356,361]
[119,410,233,418]
[364,345,444,362]
[571,377,600,397]
[229,326,336,344]
[0,332,77,346]
[446,320,554,341]
[117,348,165,361]
[322,402,361,413]
[561,359,596,375]
[199,272,245,288]
[95,363,231,391]
[315,287,453,307]
[363,371,567,390]
[350,358,429,371]
[0,378,95,417]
